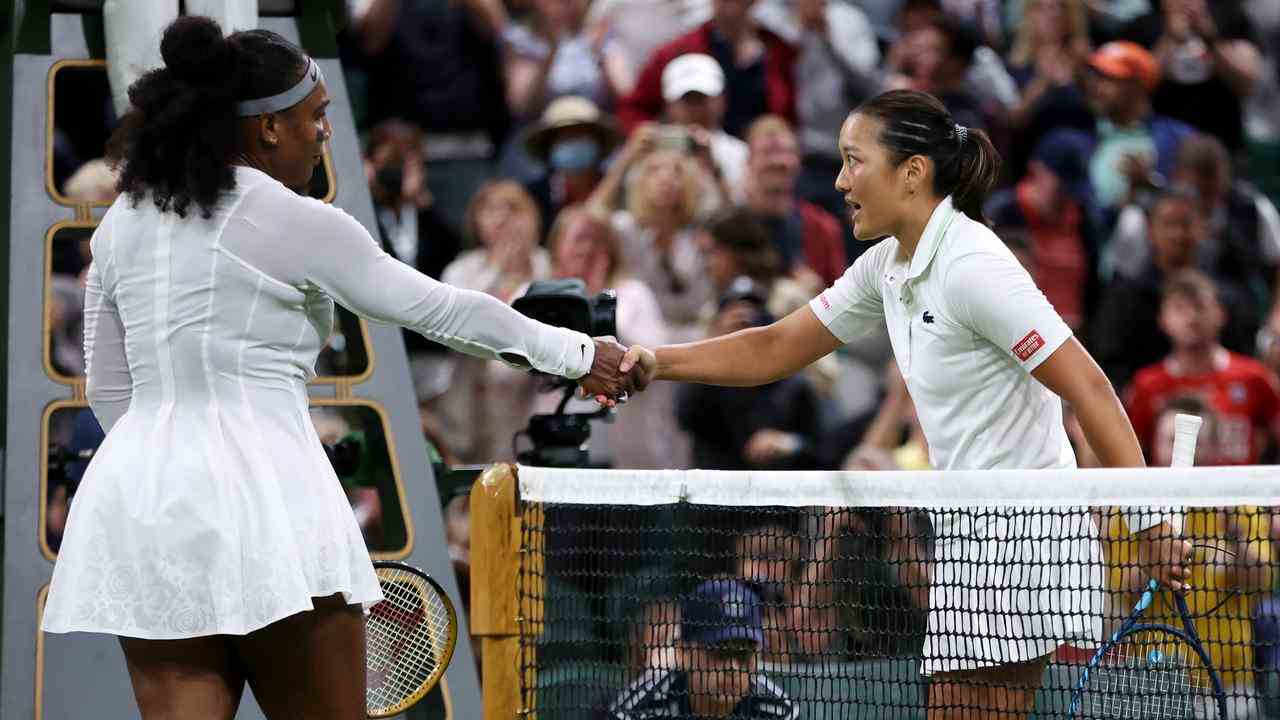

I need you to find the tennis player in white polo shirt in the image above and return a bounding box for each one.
[618,89,1194,719]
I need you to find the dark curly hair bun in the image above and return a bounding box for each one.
[110,18,307,218]
[160,16,232,86]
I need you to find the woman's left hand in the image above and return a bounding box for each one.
[1134,521,1195,592]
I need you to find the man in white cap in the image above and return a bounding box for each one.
[662,53,748,198]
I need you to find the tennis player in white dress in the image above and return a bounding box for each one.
[40,17,636,719]
[619,90,1195,719]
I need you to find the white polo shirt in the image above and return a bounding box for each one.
[810,196,1076,471]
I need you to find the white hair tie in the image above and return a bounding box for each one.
[954,124,969,144]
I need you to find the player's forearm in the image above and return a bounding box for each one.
[1074,379,1146,469]
[654,307,841,386]
[655,326,781,386]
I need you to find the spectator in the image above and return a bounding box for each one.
[622,597,683,678]
[697,208,840,398]
[588,126,714,340]
[741,115,846,290]
[985,129,1099,330]
[585,0,711,94]
[359,119,465,465]
[884,14,990,131]
[733,521,801,663]
[435,181,550,462]
[1124,269,1280,465]
[1151,0,1263,152]
[698,208,795,314]
[1004,0,1094,176]
[676,278,823,470]
[365,119,463,284]
[522,95,621,231]
[350,0,509,232]
[501,0,629,120]
[752,0,880,242]
[1090,188,1258,389]
[48,275,86,377]
[617,0,797,138]
[660,53,749,196]
[1108,134,1280,339]
[608,579,798,720]
[890,1,1020,121]
[539,205,683,469]
[442,180,550,303]
[1081,40,1194,214]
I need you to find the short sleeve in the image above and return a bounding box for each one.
[808,239,889,344]
[944,249,1072,372]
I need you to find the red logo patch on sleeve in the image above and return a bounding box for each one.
[819,294,831,310]
[1012,330,1045,362]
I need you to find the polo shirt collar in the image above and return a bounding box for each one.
[905,195,959,281]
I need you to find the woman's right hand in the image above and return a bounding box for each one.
[618,344,658,392]
[619,122,658,167]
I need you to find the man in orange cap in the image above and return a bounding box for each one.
[1081,41,1194,216]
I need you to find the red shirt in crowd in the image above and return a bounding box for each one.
[1125,350,1280,465]
[796,201,847,288]
[1016,182,1087,329]
[616,21,796,135]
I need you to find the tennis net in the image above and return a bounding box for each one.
[502,465,1280,719]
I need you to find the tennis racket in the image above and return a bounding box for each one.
[366,561,458,718]
[1068,414,1229,719]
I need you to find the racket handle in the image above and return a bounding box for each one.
[1171,413,1202,469]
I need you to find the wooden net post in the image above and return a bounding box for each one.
[470,463,542,718]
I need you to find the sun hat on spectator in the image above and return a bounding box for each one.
[662,53,725,103]
[1087,41,1160,92]
[524,96,620,163]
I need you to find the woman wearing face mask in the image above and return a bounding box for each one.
[523,95,621,232]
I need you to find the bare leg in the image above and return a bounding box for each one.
[927,653,1052,720]
[118,635,245,720]
[235,593,366,719]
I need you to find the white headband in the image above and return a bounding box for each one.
[235,58,323,117]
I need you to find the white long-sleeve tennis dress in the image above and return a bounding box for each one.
[42,166,595,639]
[809,196,1103,675]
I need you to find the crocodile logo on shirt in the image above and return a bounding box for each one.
[922,311,934,324]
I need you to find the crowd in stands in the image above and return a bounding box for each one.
[42,0,1280,711]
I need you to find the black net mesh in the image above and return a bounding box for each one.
[516,501,1280,719]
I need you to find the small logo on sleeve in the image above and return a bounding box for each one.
[1012,330,1045,362]
[819,294,831,310]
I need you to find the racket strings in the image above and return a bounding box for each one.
[366,566,455,715]
[1085,635,1214,718]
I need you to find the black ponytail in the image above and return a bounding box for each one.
[109,16,308,218]
[852,89,1001,225]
